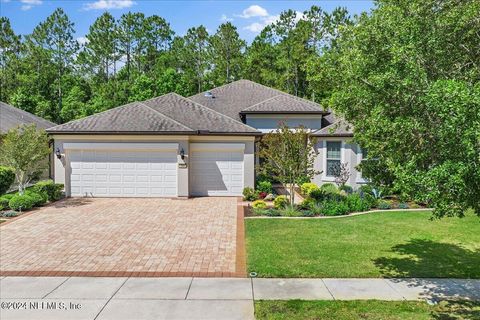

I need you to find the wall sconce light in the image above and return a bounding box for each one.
[180,148,185,160]
[55,148,62,159]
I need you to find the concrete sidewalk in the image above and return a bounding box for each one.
[1,277,479,320]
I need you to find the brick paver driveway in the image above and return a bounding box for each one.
[0,197,245,277]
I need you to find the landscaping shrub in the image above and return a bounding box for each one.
[300,182,319,197]
[1,211,18,217]
[298,198,315,210]
[320,183,338,193]
[252,200,268,209]
[265,208,281,217]
[0,166,15,195]
[398,202,409,209]
[339,185,353,194]
[378,200,392,210]
[256,181,273,194]
[322,200,350,216]
[280,205,303,217]
[310,202,323,215]
[243,187,258,201]
[258,192,267,199]
[256,173,275,184]
[309,188,325,202]
[24,190,48,207]
[345,194,371,212]
[301,210,315,217]
[8,194,35,211]
[33,180,63,202]
[273,195,289,209]
[0,197,10,210]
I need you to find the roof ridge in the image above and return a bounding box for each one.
[46,101,141,131]
[240,94,283,112]
[176,93,259,132]
[138,100,194,131]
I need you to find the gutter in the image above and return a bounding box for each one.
[45,130,263,137]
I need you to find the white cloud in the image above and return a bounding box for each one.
[244,22,264,33]
[19,0,42,10]
[244,10,306,34]
[21,0,42,4]
[237,5,268,18]
[76,37,89,45]
[220,14,233,22]
[83,0,135,11]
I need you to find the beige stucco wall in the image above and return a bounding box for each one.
[312,137,367,189]
[52,134,255,197]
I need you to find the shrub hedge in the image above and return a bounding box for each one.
[0,166,15,195]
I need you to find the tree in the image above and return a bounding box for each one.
[26,8,78,123]
[210,22,245,85]
[0,125,51,194]
[117,12,145,79]
[326,0,480,217]
[258,124,319,204]
[181,26,210,93]
[333,162,351,187]
[0,17,22,102]
[80,12,118,81]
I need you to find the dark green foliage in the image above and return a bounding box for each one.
[33,180,63,201]
[24,190,48,207]
[339,185,353,194]
[345,194,370,212]
[242,187,258,201]
[0,197,10,210]
[256,181,273,194]
[321,200,350,216]
[0,167,15,195]
[309,188,325,202]
[8,194,35,211]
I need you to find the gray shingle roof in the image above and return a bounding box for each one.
[189,79,326,121]
[240,94,327,114]
[142,93,258,133]
[312,115,354,137]
[0,102,56,134]
[47,93,258,134]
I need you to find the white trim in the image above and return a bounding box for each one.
[63,142,179,151]
[190,143,245,152]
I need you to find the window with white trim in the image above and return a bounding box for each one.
[326,141,341,177]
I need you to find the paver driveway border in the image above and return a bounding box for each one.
[0,197,247,278]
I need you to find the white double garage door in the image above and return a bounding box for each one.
[66,142,244,197]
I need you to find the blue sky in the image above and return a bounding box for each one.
[1,1,374,43]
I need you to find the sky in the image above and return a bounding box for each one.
[1,0,374,43]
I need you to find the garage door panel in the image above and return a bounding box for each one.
[191,148,244,196]
[69,149,177,197]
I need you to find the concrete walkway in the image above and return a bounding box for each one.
[1,277,478,320]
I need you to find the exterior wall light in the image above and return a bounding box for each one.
[55,148,62,159]
[180,148,185,160]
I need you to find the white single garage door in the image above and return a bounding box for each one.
[190,143,244,196]
[65,143,178,197]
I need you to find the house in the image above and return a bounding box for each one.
[1,101,57,179]
[0,102,56,134]
[47,80,366,198]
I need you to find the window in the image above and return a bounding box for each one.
[326,141,341,176]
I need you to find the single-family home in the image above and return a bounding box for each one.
[47,80,366,198]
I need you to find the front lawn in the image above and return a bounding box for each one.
[246,210,480,278]
[255,300,480,320]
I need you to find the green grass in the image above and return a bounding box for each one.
[254,300,480,320]
[246,210,480,278]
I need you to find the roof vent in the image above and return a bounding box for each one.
[204,91,215,98]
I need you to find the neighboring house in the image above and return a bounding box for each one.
[0,101,57,179]
[47,80,366,198]
[0,102,56,134]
